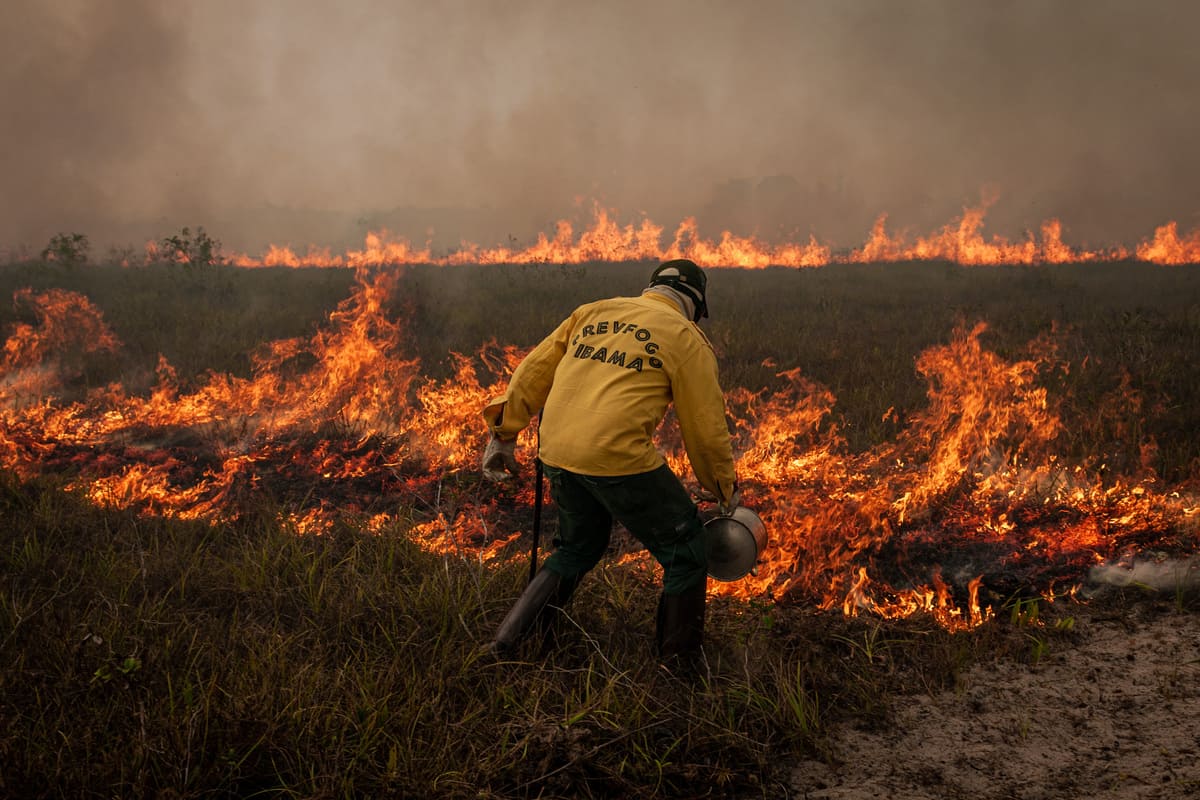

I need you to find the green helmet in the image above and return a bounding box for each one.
[649,259,708,322]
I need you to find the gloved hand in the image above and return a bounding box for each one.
[481,436,519,482]
[718,486,741,516]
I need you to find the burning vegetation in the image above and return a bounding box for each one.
[200,202,1200,269]
[2,251,1197,632]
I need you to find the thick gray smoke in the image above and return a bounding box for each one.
[4,0,1199,254]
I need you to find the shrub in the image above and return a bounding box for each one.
[40,232,90,267]
[159,226,223,267]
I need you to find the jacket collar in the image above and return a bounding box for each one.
[640,285,695,320]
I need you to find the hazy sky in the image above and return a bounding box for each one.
[4,0,1198,252]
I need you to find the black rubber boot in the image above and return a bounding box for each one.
[655,581,707,671]
[484,569,564,659]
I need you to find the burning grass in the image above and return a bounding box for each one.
[212,201,1200,268]
[1,254,1199,795]
[1,259,1197,621]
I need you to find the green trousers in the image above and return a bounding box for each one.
[540,463,707,595]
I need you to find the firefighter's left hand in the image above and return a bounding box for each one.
[482,436,520,482]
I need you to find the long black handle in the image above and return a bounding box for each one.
[529,456,544,584]
[528,415,544,584]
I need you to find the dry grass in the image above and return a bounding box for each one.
[0,471,1056,798]
[1,254,1198,796]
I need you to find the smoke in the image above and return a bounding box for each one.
[4,0,1199,253]
[1087,557,1200,595]
[1,1,217,250]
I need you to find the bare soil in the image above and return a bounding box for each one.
[789,602,1200,800]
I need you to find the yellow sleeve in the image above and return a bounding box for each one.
[671,338,737,502]
[482,313,575,441]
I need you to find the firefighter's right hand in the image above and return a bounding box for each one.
[481,436,520,482]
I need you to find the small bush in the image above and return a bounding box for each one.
[159,226,223,267]
[40,232,90,267]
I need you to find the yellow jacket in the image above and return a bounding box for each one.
[483,291,736,503]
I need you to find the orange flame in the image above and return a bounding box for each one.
[1,267,1197,630]
[1136,222,1200,265]
[218,200,1200,269]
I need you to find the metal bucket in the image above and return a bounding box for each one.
[703,506,768,582]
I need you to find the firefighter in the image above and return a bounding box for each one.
[479,259,739,667]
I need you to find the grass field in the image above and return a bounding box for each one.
[1,256,1198,797]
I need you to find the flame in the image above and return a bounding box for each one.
[1,288,120,405]
[1,264,1197,631]
[1135,222,1200,265]
[216,200,1200,269]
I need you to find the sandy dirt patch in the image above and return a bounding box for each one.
[789,603,1200,799]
